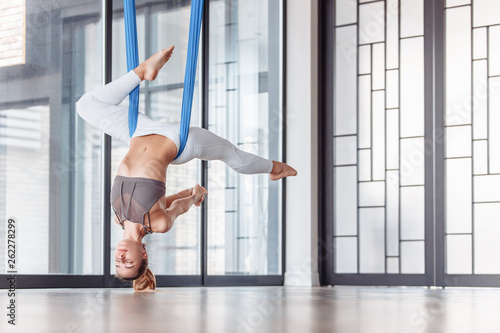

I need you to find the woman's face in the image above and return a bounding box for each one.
[114,239,146,278]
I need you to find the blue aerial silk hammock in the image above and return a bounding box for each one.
[124,0,204,159]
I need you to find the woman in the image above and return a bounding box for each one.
[76,46,297,291]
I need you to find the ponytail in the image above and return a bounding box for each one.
[133,267,156,291]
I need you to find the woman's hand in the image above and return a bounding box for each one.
[192,184,208,207]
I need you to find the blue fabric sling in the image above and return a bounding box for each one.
[123,0,204,159]
[124,0,140,138]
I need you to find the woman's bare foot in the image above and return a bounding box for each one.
[270,161,298,181]
[134,45,174,81]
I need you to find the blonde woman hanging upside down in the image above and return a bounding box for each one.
[76,45,297,291]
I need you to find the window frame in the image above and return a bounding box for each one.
[0,0,286,289]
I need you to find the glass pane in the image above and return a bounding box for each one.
[473,140,488,175]
[372,91,385,180]
[387,257,399,274]
[207,0,282,275]
[474,203,500,274]
[386,70,399,109]
[335,26,358,135]
[336,0,357,26]
[358,149,372,181]
[150,9,194,86]
[474,175,500,202]
[446,235,472,274]
[335,237,358,273]
[359,1,385,45]
[473,60,488,140]
[110,2,202,275]
[359,45,371,75]
[400,37,424,137]
[445,7,472,126]
[446,158,472,233]
[150,89,185,122]
[359,181,385,207]
[0,0,24,67]
[0,1,102,274]
[359,208,385,273]
[447,0,471,6]
[445,126,472,158]
[386,170,399,256]
[473,0,500,27]
[473,28,487,60]
[386,108,399,170]
[400,186,425,240]
[400,0,424,38]
[111,14,146,81]
[401,241,425,274]
[400,137,425,186]
[335,135,357,166]
[372,44,385,90]
[386,0,399,69]
[489,77,500,173]
[489,26,500,76]
[334,167,357,236]
[358,75,371,149]
[2,107,49,274]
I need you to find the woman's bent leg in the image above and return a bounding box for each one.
[172,127,273,174]
[75,71,142,144]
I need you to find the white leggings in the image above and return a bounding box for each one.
[75,70,273,174]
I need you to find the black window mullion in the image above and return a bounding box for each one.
[102,0,113,286]
[433,0,446,288]
[201,0,210,285]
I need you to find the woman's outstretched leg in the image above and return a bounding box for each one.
[172,127,297,180]
[75,47,175,144]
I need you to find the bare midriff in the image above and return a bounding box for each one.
[116,134,178,183]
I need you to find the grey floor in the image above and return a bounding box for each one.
[1,286,500,333]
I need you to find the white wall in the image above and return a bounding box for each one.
[284,0,320,286]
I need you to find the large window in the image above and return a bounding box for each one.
[0,0,103,275]
[0,0,284,286]
[110,1,203,276]
[206,0,282,276]
[326,0,426,280]
[322,0,500,287]
[444,0,500,278]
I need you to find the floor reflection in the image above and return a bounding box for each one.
[2,286,500,333]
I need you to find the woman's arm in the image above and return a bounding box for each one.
[164,184,207,231]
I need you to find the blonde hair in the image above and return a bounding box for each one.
[133,267,156,292]
[116,243,156,292]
